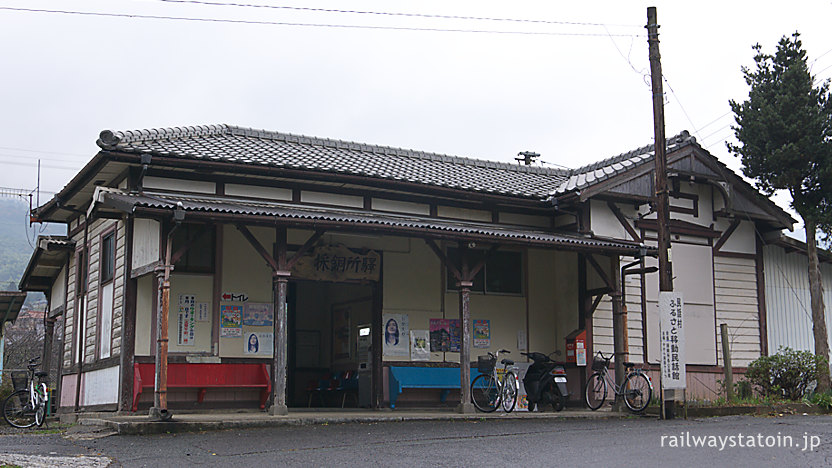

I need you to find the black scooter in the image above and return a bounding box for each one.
[521,351,569,412]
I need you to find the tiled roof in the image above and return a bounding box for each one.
[550,131,694,196]
[99,191,647,254]
[97,125,570,199]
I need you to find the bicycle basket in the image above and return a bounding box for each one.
[477,355,496,374]
[591,356,607,372]
[10,371,27,392]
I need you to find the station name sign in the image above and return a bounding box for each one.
[291,244,380,282]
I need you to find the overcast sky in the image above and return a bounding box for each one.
[1,1,831,238]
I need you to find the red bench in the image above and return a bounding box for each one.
[132,363,271,412]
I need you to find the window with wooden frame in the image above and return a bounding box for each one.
[171,224,215,273]
[445,247,523,295]
[98,228,117,359]
[101,231,115,283]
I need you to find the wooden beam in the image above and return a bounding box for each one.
[713,218,741,253]
[170,225,209,265]
[285,230,325,271]
[425,239,462,282]
[587,287,612,298]
[606,201,642,243]
[235,224,279,272]
[587,254,613,290]
[589,295,604,316]
[467,245,499,281]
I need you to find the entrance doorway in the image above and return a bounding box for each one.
[288,281,373,408]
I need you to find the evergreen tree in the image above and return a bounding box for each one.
[729,32,832,392]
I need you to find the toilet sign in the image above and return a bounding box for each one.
[659,292,686,390]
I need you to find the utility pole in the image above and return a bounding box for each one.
[647,6,675,420]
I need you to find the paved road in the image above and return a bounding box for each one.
[0,414,830,467]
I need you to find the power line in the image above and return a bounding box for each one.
[0,7,645,37]
[0,145,90,158]
[156,0,645,28]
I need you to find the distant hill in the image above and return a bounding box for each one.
[0,198,65,298]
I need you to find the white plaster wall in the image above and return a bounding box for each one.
[590,200,629,240]
[714,219,756,254]
[132,219,160,269]
[168,273,214,354]
[498,212,551,228]
[143,176,216,194]
[220,225,275,358]
[225,184,292,201]
[80,365,120,406]
[527,249,557,354]
[301,191,363,208]
[50,265,66,309]
[135,275,153,356]
[436,206,491,223]
[371,198,430,216]
[383,239,444,362]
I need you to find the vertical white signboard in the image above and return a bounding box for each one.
[659,292,686,390]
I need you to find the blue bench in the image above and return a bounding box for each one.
[388,366,481,409]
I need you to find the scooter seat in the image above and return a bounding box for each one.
[501,359,514,366]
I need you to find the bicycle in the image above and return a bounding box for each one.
[585,351,652,413]
[470,349,518,413]
[3,357,49,428]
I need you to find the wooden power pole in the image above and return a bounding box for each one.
[647,6,675,420]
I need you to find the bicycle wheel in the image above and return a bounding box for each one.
[623,372,652,413]
[3,390,36,428]
[585,373,607,411]
[471,374,500,412]
[34,385,47,427]
[500,372,518,413]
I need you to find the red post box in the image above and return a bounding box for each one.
[565,329,587,366]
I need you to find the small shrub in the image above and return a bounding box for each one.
[810,391,832,410]
[745,347,827,400]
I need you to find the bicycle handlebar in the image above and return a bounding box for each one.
[596,351,612,361]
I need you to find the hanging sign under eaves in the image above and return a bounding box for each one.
[291,244,381,282]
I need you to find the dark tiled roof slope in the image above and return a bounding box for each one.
[550,131,693,196]
[97,124,570,199]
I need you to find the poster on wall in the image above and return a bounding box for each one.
[220,305,243,337]
[429,319,461,352]
[448,319,461,352]
[383,313,409,357]
[473,319,490,348]
[411,330,430,361]
[244,332,274,356]
[196,303,210,322]
[332,305,351,361]
[178,295,196,346]
[244,303,274,327]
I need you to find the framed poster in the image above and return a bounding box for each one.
[411,330,430,361]
[473,319,490,348]
[383,313,409,357]
[244,302,274,327]
[220,304,243,337]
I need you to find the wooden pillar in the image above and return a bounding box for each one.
[457,280,474,413]
[119,216,137,413]
[610,255,626,405]
[270,226,290,415]
[270,272,290,415]
[457,242,474,413]
[578,253,590,387]
[151,266,170,418]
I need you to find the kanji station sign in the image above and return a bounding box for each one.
[291,244,380,282]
